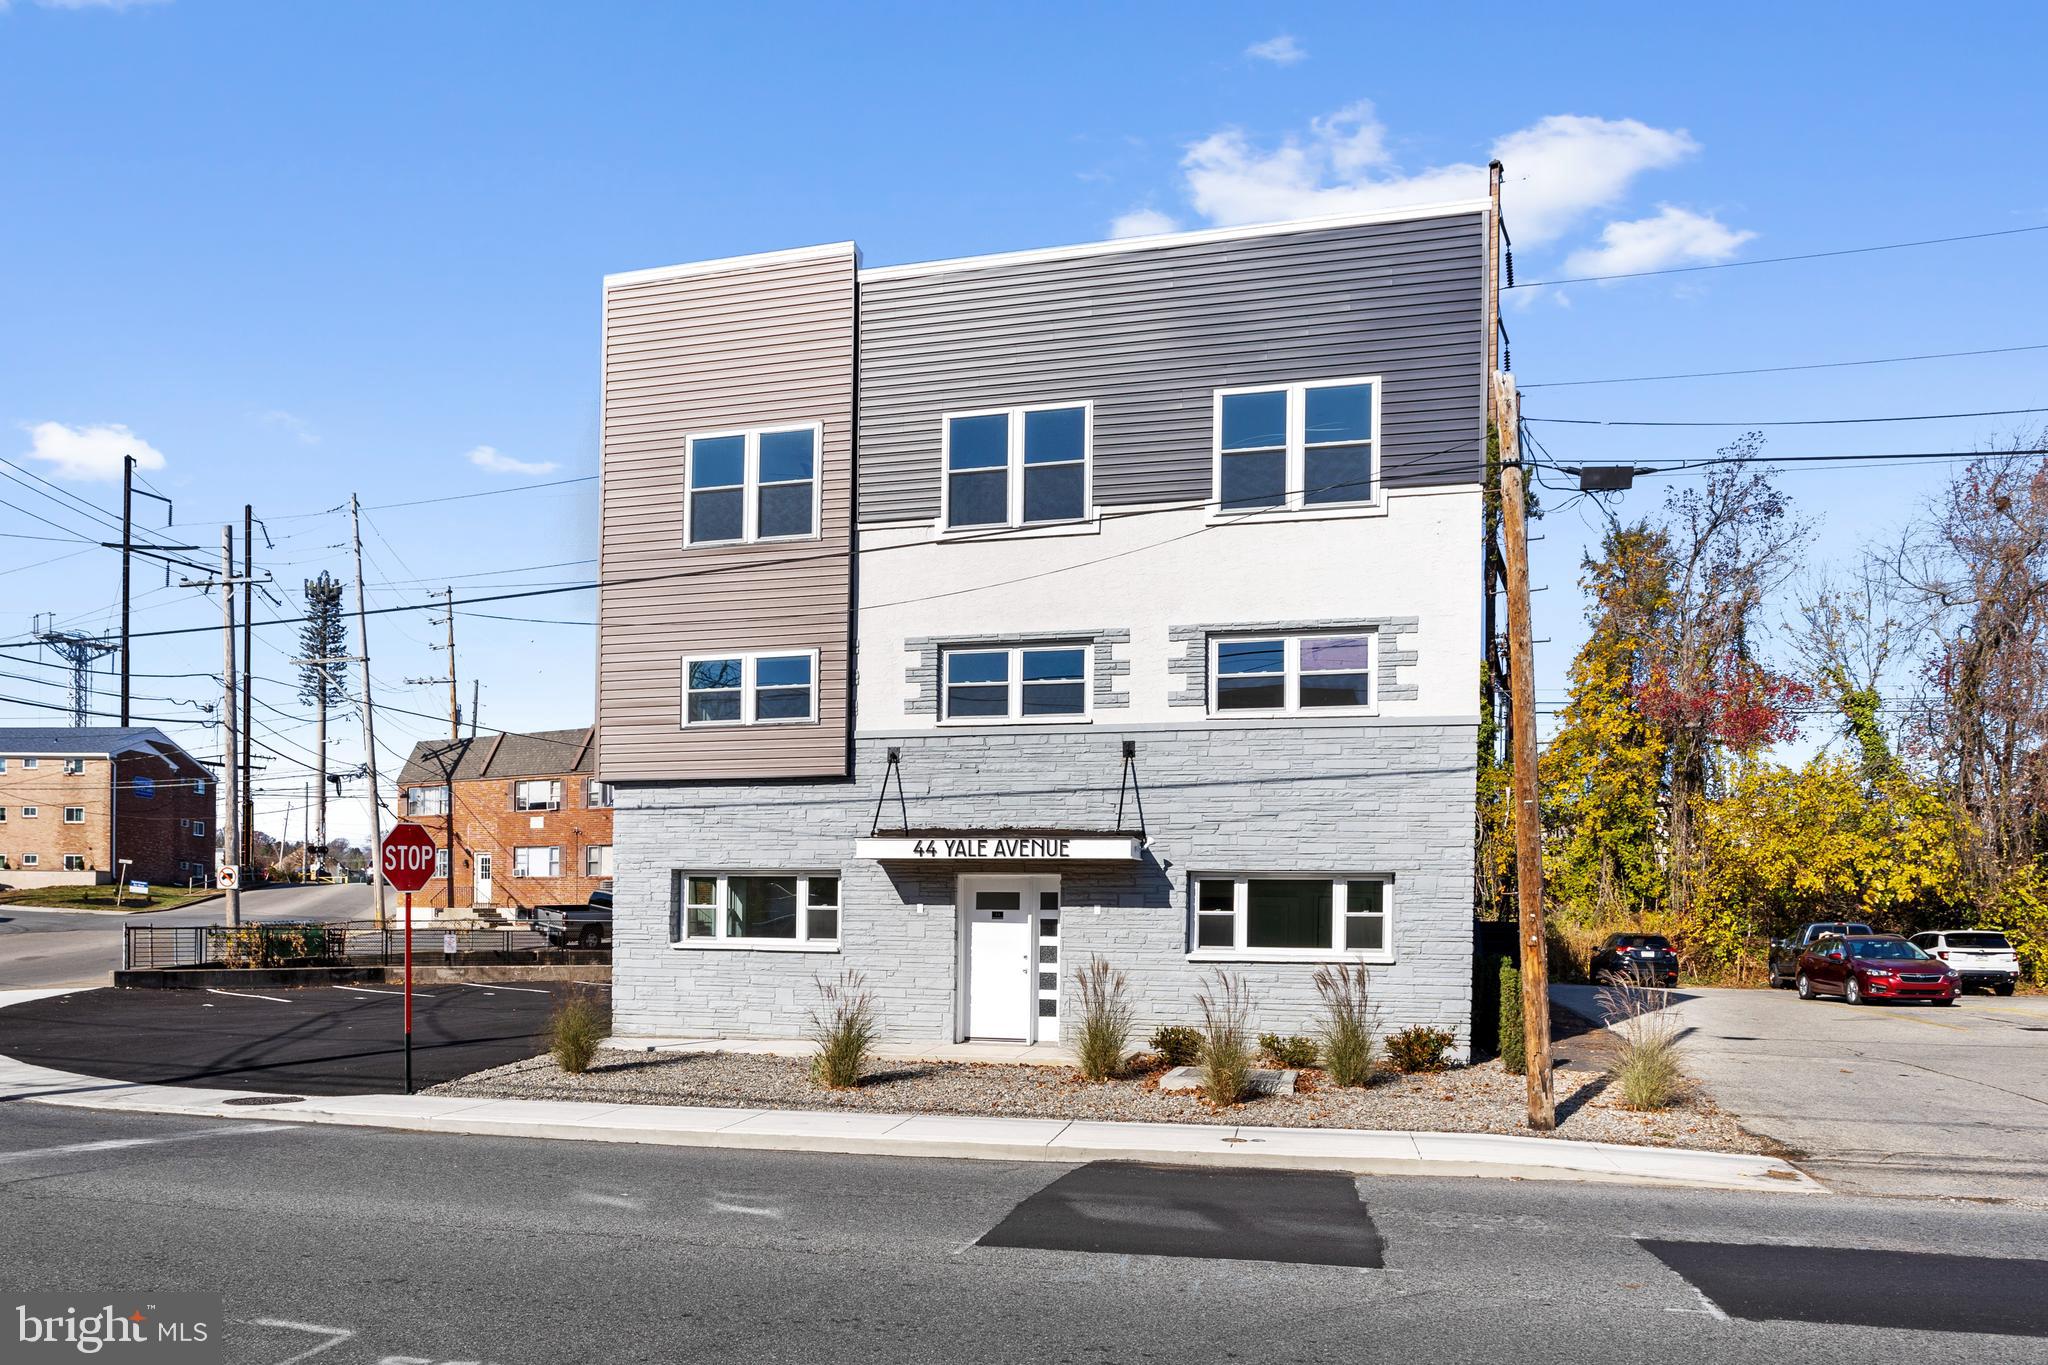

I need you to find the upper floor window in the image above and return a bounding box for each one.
[943,645,1088,722]
[193,778,206,797]
[942,404,1090,530]
[63,807,85,824]
[513,780,562,812]
[1214,378,1377,512]
[62,758,85,775]
[20,758,37,770]
[21,806,37,819]
[682,650,817,726]
[686,423,821,546]
[406,786,450,817]
[1211,632,1374,714]
[584,780,614,809]
[191,820,206,838]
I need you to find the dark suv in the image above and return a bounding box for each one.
[1591,932,1680,987]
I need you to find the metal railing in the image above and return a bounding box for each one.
[122,920,553,970]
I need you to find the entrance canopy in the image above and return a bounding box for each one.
[855,827,1142,863]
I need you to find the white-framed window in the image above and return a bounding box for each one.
[191,820,206,838]
[584,780,614,809]
[681,649,818,726]
[434,848,450,880]
[193,778,206,796]
[1213,377,1378,513]
[0,807,7,822]
[0,758,7,772]
[673,871,839,947]
[584,844,614,878]
[512,780,561,812]
[1209,632,1374,714]
[21,758,38,770]
[1191,874,1392,960]
[942,644,1089,722]
[20,853,38,867]
[63,854,85,871]
[941,403,1091,530]
[63,807,85,824]
[21,806,37,819]
[512,846,561,878]
[406,786,450,816]
[685,422,822,546]
[62,758,85,775]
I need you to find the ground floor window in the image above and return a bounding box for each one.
[1191,874,1391,959]
[63,854,85,871]
[434,848,450,879]
[673,871,839,946]
[584,844,614,877]
[513,846,560,878]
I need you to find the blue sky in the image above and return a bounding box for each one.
[2,1,2044,844]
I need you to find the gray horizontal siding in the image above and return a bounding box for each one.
[856,214,1487,524]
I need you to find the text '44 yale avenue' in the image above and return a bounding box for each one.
[597,198,1490,1053]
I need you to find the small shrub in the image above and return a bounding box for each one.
[1601,981,1683,1111]
[1194,970,1255,1105]
[1313,962,1377,1087]
[1259,1033,1320,1069]
[1149,1024,1203,1067]
[1386,1024,1455,1074]
[1072,956,1134,1081]
[1498,957,1526,1076]
[548,990,610,1075]
[807,969,878,1089]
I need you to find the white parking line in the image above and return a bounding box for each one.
[205,987,292,1004]
[333,987,435,998]
[0,1122,292,1165]
[452,982,551,994]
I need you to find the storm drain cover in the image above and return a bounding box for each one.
[1642,1240,2048,1337]
[979,1161,1382,1267]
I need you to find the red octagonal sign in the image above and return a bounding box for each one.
[380,822,439,893]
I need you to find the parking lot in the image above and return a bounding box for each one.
[0,981,595,1095]
[1557,983,2048,1201]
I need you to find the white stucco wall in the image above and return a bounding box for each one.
[854,486,1484,732]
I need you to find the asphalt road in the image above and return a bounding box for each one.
[4,1102,2047,1364]
[1556,983,2048,1202]
[0,883,370,990]
[0,981,589,1094]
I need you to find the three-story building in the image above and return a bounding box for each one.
[598,201,1490,1053]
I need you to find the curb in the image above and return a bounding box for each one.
[0,1049,1823,1194]
[0,891,223,918]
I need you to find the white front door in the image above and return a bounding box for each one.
[473,852,493,905]
[960,876,1057,1042]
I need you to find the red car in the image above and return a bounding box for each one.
[1795,934,1957,1006]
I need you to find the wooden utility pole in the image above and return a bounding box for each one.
[119,457,132,726]
[241,504,255,869]
[350,494,389,927]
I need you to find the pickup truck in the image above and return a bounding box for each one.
[534,889,612,949]
[1768,921,1875,988]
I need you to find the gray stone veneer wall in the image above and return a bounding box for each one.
[610,720,1476,1055]
[1167,618,1421,706]
[904,629,1130,715]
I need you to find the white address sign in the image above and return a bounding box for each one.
[853,835,1140,862]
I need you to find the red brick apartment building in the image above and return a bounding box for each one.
[0,727,216,888]
[395,727,613,919]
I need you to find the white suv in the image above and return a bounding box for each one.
[1910,930,2021,996]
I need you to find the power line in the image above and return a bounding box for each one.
[1520,342,2048,390]
[1527,406,2048,429]
[1509,222,2048,289]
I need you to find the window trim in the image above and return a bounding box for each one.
[936,401,1095,534]
[672,870,842,952]
[20,853,38,868]
[584,844,614,878]
[680,647,822,729]
[62,758,85,775]
[511,779,562,813]
[683,421,825,548]
[584,779,614,809]
[1187,872,1395,963]
[62,807,85,824]
[63,854,86,872]
[1210,376,1382,517]
[511,845,562,879]
[407,785,451,817]
[20,806,38,819]
[1208,631,1377,717]
[939,642,1093,725]
[434,848,450,880]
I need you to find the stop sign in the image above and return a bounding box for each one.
[380,823,439,893]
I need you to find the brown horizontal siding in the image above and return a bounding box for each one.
[597,248,856,782]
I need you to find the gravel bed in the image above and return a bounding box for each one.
[430,1049,1764,1152]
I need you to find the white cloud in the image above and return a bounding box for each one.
[1245,34,1305,65]
[1177,101,1708,247]
[1108,208,1180,239]
[254,409,319,445]
[465,444,558,477]
[1559,204,1756,280]
[20,421,166,481]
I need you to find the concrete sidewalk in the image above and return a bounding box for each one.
[603,1034,1078,1066]
[0,1045,1819,1194]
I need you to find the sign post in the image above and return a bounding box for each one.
[379,823,438,1094]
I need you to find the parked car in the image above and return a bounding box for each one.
[534,888,612,949]
[1590,932,1680,987]
[1768,921,1877,988]
[1795,934,1956,1006]
[1909,929,2021,995]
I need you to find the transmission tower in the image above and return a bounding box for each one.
[32,613,119,727]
